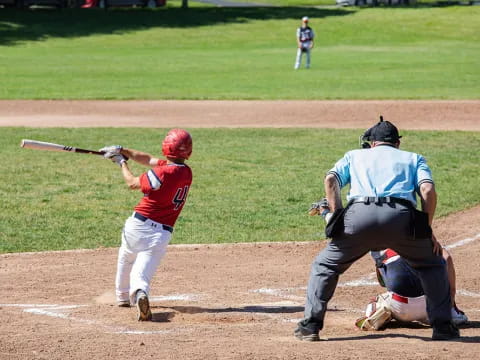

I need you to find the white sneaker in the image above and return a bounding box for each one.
[451,306,468,325]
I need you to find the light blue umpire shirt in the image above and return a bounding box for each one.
[327,144,434,207]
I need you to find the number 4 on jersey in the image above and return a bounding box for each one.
[172,186,189,210]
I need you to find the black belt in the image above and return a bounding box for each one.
[350,197,413,208]
[133,212,173,233]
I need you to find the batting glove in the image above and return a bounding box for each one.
[110,154,127,167]
[100,145,123,159]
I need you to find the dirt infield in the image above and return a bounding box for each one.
[1,100,480,130]
[1,101,479,360]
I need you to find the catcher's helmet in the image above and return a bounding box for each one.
[162,128,192,160]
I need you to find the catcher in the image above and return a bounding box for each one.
[309,199,468,331]
[356,247,468,331]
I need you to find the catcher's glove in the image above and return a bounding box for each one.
[308,198,330,216]
[355,293,392,331]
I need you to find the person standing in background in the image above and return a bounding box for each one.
[294,16,315,70]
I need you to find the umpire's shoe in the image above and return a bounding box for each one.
[136,290,152,321]
[294,320,321,342]
[432,321,460,341]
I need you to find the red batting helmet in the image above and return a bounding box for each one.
[162,128,192,160]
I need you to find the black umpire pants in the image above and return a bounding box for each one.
[303,202,452,330]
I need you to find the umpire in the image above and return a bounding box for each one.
[295,118,460,341]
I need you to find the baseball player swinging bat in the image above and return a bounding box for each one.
[20,139,104,156]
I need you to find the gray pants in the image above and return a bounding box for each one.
[303,202,452,330]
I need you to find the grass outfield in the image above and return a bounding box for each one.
[1,127,479,253]
[0,6,479,99]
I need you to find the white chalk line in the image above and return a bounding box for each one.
[0,304,80,308]
[2,304,122,331]
[251,288,305,302]
[1,303,169,334]
[150,294,200,302]
[0,296,198,335]
[445,232,480,250]
[338,272,379,287]
[457,289,480,298]
[116,330,171,335]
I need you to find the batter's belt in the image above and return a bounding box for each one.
[133,212,174,233]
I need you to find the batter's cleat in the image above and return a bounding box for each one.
[136,291,152,321]
[117,300,130,308]
[432,321,460,341]
[294,323,320,342]
[451,305,468,325]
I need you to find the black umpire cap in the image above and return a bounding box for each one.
[363,117,402,143]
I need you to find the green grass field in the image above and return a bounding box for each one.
[1,6,479,99]
[1,128,479,253]
[1,3,478,253]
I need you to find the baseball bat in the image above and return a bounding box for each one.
[20,139,104,156]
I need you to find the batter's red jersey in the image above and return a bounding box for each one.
[134,160,192,227]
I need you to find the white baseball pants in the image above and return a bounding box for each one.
[386,291,467,325]
[386,292,429,323]
[115,214,172,305]
[294,41,312,69]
